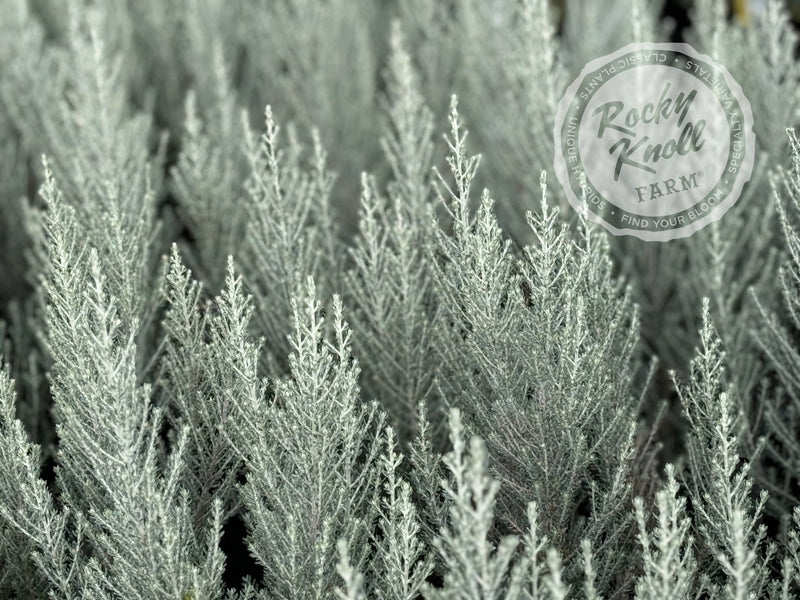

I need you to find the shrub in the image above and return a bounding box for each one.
[0,0,799,598]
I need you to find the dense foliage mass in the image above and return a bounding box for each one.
[0,0,799,598]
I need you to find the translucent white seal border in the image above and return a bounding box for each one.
[553,42,756,242]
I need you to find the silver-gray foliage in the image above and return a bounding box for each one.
[0,1,799,599]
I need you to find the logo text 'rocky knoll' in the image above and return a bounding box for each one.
[554,43,755,242]
[592,82,705,181]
